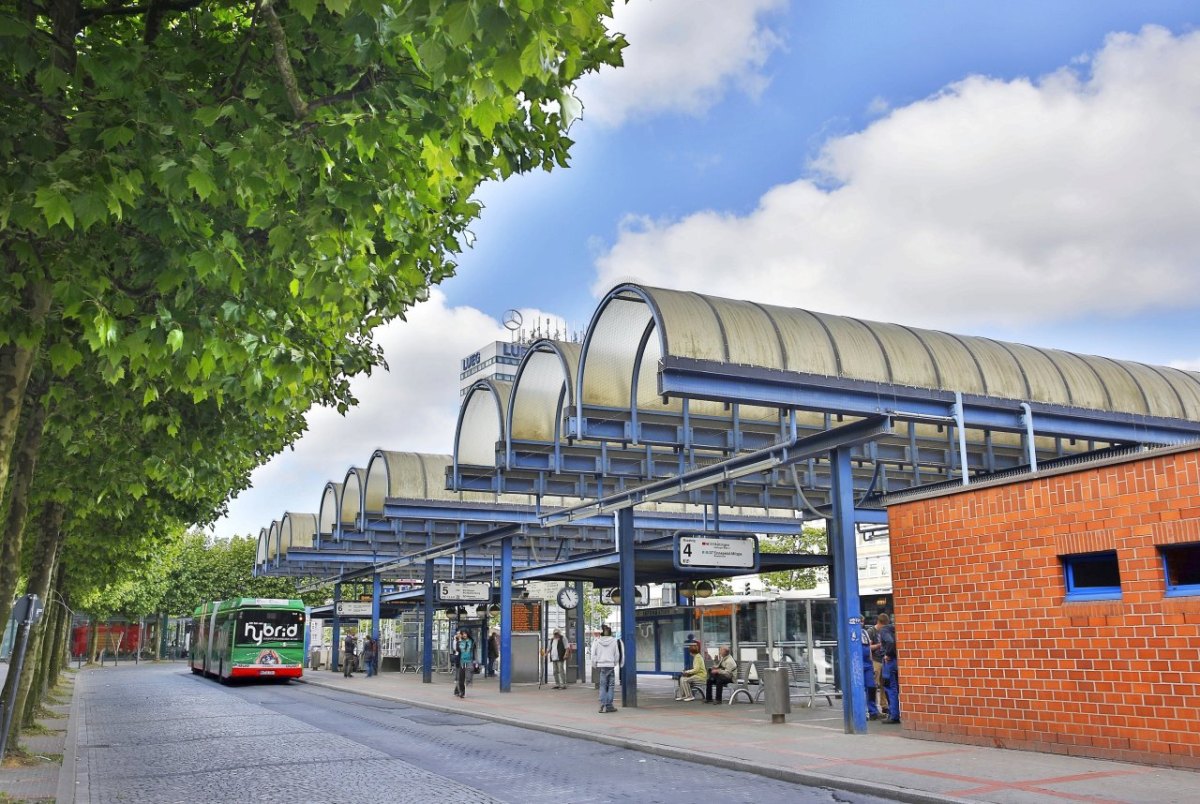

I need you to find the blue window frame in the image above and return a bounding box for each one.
[1161,543,1200,597]
[1062,551,1121,601]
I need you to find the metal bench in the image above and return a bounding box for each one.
[727,660,770,704]
[781,660,839,707]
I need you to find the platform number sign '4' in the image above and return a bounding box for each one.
[674,532,759,571]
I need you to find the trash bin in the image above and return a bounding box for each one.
[761,667,791,723]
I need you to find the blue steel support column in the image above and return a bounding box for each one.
[573,580,586,685]
[422,560,434,683]
[830,446,867,734]
[617,506,637,708]
[372,573,382,640]
[500,536,513,693]
[331,582,342,673]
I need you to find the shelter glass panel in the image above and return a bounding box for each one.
[735,601,767,661]
[699,607,732,662]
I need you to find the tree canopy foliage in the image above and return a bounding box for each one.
[758,526,828,591]
[0,0,624,754]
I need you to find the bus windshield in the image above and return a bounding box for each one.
[236,609,305,646]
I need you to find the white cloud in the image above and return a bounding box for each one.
[592,26,1200,329]
[208,292,563,539]
[1172,359,1200,372]
[579,0,786,126]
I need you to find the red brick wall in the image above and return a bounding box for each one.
[888,446,1200,768]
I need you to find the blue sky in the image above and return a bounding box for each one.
[211,0,1200,540]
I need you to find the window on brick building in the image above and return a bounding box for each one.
[1160,543,1200,597]
[1061,551,1121,600]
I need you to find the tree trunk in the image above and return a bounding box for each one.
[0,280,49,517]
[10,502,64,734]
[89,620,100,664]
[46,584,70,682]
[0,374,48,640]
[35,561,67,704]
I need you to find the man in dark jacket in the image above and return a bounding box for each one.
[876,614,899,723]
[343,632,357,678]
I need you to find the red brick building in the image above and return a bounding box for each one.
[887,443,1200,768]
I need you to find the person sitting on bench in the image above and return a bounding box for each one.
[705,646,737,703]
[676,642,707,702]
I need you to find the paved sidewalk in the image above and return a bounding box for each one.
[301,668,1198,804]
[0,664,77,803]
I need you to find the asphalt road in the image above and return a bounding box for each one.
[77,662,893,803]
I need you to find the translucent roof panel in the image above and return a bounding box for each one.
[859,321,939,389]
[582,284,1200,420]
[341,468,365,528]
[509,341,578,443]
[266,521,280,561]
[770,308,839,376]
[455,382,508,467]
[708,297,784,368]
[318,482,342,537]
[280,512,316,555]
[578,293,655,409]
[1000,342,1069,404]
[1161,367,1200,419]
[958,337,1028,400]
[364,451,457,508]
[654,291,727,361]
[256,527,269,565]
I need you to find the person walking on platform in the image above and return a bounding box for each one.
[486,630,499,677]
[342,631,357,678]
[453,629,475,698]
[676,641,706,702]
[705,646,737,704]
[363,635,378,678]
[876,613,900,723]
[548,629,570,689]
[593,625,622,713]
[861,625,881,720]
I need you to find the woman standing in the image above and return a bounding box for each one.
[453,629,475,698]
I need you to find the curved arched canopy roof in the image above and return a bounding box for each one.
[279,512,317,556]
[363,450,493,511]
[318,482,343,538]
[340,467,366,531]
[455,380,511,468]
[508,340,580,444]
[580,285,1200,421]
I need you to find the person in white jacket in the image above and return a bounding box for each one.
[592,625,623,713]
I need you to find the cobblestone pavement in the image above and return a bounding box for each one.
[75,662,889,804]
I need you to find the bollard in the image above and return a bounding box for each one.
[761,667,791,724]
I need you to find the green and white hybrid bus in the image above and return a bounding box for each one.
[190,598,305,682]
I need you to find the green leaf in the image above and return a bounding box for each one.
[494,51,525,91]
[323,0,351,15]
[167,329,184,353]
[34,187,74,230]
[289,278,300,297]
[48,341,83,375]
[187,170,218,201]
[100,125,136,149]
[292,0,318,21]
